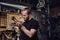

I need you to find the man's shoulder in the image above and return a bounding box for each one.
[31,18,39,24]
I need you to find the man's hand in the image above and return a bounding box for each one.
[12,16,22,25]
[17,21,22,26]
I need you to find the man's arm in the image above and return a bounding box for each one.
[21,26,37,38]
[12,17,38,38]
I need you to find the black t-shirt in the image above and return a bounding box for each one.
[21,18,39,40]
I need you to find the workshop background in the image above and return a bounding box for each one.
[0,0,60,40]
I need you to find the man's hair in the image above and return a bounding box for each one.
[22,8,32,15]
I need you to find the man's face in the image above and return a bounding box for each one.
[22,10,29,21]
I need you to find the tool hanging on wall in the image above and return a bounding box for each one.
[36,0,45,9]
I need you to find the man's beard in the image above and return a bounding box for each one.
[25,17,29,22]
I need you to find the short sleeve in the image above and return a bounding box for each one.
[31,21,40,30]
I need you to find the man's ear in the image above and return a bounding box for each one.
[29,14,32,17]
[29,14,32,20]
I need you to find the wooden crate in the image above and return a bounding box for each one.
[0,11,24,30]
[0,11,24,40]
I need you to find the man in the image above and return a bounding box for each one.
[14,8,40,40]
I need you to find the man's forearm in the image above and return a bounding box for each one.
[21,26,33,38]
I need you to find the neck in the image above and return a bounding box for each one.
[29,17,32,20]
[25,17,32,22]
